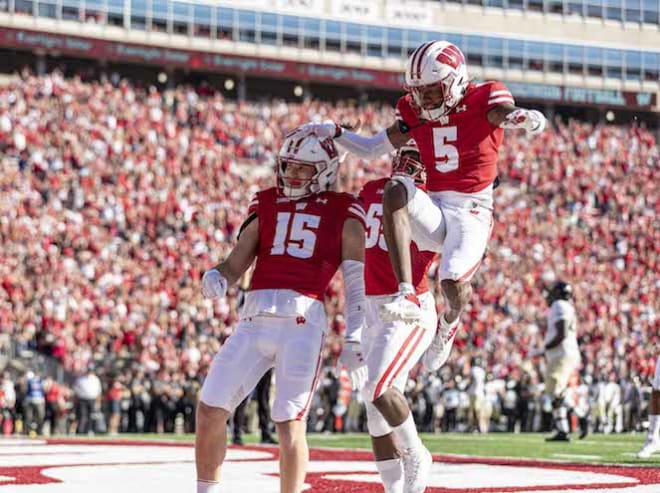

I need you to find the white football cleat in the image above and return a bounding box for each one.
[381,293,422,323]
[422,317,460,372]
[637,439,660,459]
[401,445,433,493]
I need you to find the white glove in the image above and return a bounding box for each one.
[524,110,547,135]
[338,339,368,391]
[501,109,546,135]
[201,269,227,299]
[297,121,341,140]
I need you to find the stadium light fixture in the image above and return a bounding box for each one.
[293,85,304,97]
[605,110,615,122]
[157,72,168,84]
[224,79,235,91]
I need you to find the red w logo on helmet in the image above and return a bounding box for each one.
[318,138,338,160]
[436,44,464,69]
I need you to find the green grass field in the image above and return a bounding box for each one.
[116,432,659,467]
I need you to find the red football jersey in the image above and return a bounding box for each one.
[396,81,514,193]
[359,178,437,296]
[248,187,366,300]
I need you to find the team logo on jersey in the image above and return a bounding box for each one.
[296,202,307,210]
[315,197,328,204]
[454,104,467,113]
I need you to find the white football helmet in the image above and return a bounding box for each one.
[277,130,340,199]
[404,40,469,121]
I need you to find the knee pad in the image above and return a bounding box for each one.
[364,399,391,438]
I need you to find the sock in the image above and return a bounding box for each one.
[553,406,569,434]
[392,413,422,451]
[375,458,403,493]
[648,414,660,442]
[197,479,221,493]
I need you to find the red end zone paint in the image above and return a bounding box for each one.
[0,438,656,491]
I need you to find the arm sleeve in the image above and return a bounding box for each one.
[335,129,395,161]
[342,259,366,341]
[345,197,367,229]
[247,193,259,216]
[237,193,259,240]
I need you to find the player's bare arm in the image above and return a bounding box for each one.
[382,180,413,287]
[201,218,259,299]
[487,103,547,135]
[544,320,566,351]
[342,217,366,263]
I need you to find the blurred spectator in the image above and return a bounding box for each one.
[73,367,102,434]
[23,370,45,435]
[468,357,488,433]
[43,376,67,435]
[0,70,657,437]
[106,377,125,435]
[0,371,16,435]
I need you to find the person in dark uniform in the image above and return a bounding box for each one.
[231,286,277,446]
[232,369,277,445]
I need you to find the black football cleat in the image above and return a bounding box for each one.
[545,432,570,442]
[260,434,278,445]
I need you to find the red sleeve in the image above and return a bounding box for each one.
[357,184,368,204]
[345,196,367,229]
[484,81,515,112]
[247,193,259,217]
[395,95,420,128]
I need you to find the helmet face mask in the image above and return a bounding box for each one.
[408,81,447,113]
[277,131,339,199]
[277,158,318,198]
[392,146,426,184]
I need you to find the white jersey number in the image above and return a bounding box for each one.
[270,212,320,259]
[364,203,388,252]
[433,126,459,173]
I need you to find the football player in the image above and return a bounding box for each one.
[196,130,367,493]
[637,350,660,458]
[537,281,581,442]
[359,143,437,493]
[300,40,547,373]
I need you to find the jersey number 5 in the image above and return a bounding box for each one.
[433,126,459,173]
[270,212,320,259]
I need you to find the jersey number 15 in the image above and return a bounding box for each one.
[270,212,320,259]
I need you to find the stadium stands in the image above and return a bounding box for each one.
[0,71,657,434]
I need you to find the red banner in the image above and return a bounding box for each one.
[0,27,655,111]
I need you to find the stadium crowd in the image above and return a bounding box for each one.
[0,70,657,436]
